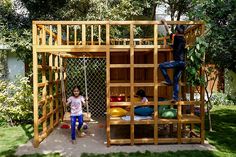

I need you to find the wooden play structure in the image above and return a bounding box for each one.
[32,20,205,147]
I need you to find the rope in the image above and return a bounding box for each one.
[83,55,89,115]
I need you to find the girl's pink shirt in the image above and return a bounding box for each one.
[67,96,85,116]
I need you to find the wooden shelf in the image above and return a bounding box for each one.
[181,114,201,123]
[158,118,178,124]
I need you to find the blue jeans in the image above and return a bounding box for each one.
[159,61,185,101]
[71,115,83,140]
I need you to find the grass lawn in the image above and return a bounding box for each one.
[0,105,236,157]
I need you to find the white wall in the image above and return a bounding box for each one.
[7,52,25,80]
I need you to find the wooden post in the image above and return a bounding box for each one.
[99,25,101,45]
[154,24,158,144]
[54,55,59,124]
[33,23,39,147]
[106,22,111,146]
[91,25,94,45]
[49,54,54,130]
[82,24,86,45]
[130,24,134,145]
[42,53,47,135]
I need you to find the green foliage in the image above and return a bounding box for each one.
[0,76,33,126]
[210,92,235,106]
[188,0,236,72]
[185,37,206,86]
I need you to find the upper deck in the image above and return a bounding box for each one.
[32,21,204,57]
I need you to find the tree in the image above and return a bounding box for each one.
[188,0,236,73]
[187,0,236,131]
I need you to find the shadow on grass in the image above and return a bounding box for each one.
[81,150,220,157]
[206,107,236,154]
[20,124,34,140]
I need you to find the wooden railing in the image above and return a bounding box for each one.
[33,21,204,48]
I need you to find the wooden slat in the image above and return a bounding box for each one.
[110,139,131,144]
[33,23,39,147]
[110,83,130,87]
[130,23,134,145]
[134,138,154,144]
[181,138,201,143]
[110,119,130,125]
[158,118,178,124]
[181,114,201,123]
[110,64,130,68]
[57,24,62,45]
[133,83,154,86]
[82,24,86,45]
[106,22,111,147]
[154,24,158,145]
[54,55,59,124]
[158,138,178,143]
[49,54,54,130]
[110,102,131,106]
[42,53,47,134]
[91,25,94,45]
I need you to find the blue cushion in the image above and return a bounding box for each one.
[134,107,154,116]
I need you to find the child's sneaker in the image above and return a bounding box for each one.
[78,131,86,137]
[71,140,76,144]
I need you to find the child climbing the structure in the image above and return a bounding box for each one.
[160,19,186,103]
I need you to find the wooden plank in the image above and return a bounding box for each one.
[110,83,130,87]
[42,53,47,135]
[57,24,62,45]
[110,119,130,125]
[134,64,154,68]
[74,26,77,45]
[134,138,154,144]
[106,22,111,147]
[130,23,134,145]
[110,102,131,106]
[158,118,178,124]
[110,64,130,68]
[181,138,201,143]
[32,23,40,148]
[49,54,54,130]
[91,25,94,45]
[110,139,131,144]
[66,25,69,45]
[154,24,158,144]
[54,55,59,124]
[181,114,201,123]
[158,138,178,143]
[133,83,154,87]
[82,24,86,45]
[99,25,101,45]
[134,120,154,125]
[177,103,182,144]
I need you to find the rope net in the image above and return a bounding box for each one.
[66,58,106,117]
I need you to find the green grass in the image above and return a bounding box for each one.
[0,105,236,157]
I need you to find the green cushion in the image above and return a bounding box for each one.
[160,109,177,119]
[158,105,170,115]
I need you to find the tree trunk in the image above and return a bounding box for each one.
[217,67,225,92]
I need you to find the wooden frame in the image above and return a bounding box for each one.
[32,20,205,147]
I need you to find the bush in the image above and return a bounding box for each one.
[0,76,33,126]
[211,92,235,106]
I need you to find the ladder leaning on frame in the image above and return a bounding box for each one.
[60,55,91,123]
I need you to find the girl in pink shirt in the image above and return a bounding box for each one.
[66,86,85,144]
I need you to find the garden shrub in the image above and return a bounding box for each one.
[211,92,235,106]
[0,76,33,126]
